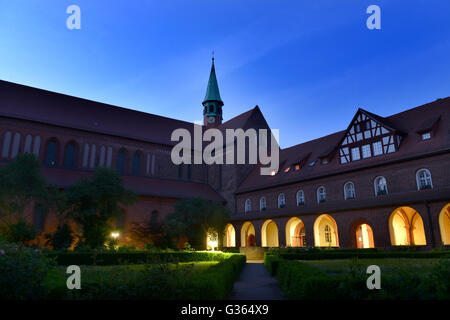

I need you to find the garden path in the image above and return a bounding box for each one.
[229,260,284,300]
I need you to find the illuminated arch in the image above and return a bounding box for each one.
[261,219,279,247]
[314,214,339,247]
[389,206,427,246]
[240,222,256,247]
[223,224,236,247]
[285,217,306,247]
[350,220,375,248]
[439,203,450,245]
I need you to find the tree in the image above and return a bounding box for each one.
[45,223,74,250]
[164,198,230,249]
[0,153,54,244]
[64,168,136,249]
[129,217,173,249]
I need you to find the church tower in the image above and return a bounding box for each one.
[203,57,223,126]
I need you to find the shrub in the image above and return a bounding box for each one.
[46,253,246,300]
[184,254,246,299]
[0,242,51,300]
[45,224,74,250]
[265,249,449,261]
[2,221,37,244]
[268,255,450,300]
[44,250,238,266]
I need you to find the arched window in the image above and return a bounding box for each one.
[89,144,96,168]
[11,132,21,158]
[416,169,433,190]
[278,193,286,208]
[117,150,126,174]
[99,146,106,167]
[64,143,76,168]
[32,136,41,156]
[82,144,90,168]
[260,197,267,211]
[324,225,332,243]
[1,131,12,158]
[344,182,355,200]
[133,152,141,176]
[245,199,251,213]
[45,140,57,167]
[374,176,388,196]
[24,135,32,153]
[317,186,326,203]
[106,146,113,167]
[296,190,305,206]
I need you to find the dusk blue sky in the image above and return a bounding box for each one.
[1,1,449,148]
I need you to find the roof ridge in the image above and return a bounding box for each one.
[0,79,196,127]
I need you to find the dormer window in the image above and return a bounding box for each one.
[421,132,431,141]
[351,147,360,161]
[339,110,400,164]
[308,160,317,167]
[321,158,328,165]
[362,144,371,158]
[294,164,300,170]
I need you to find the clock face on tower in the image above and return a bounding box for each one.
[207,116,215,124]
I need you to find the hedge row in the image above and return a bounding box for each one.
[47,254,246,300]
[183,254,246,299]
[264,255,450,300]
[45,251,236,266]
[266,250,450,261]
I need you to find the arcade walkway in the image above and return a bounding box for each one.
[229,261,284,300]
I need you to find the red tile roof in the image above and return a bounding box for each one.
[42,167,224,201]
[0,80,196,147]
[0,80,263,147]
[236,97,450,194]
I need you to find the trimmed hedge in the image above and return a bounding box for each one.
[265,254,450,300]
[47,253,246,300]
[265,249,450,261]
[45,250,236,266]
[184,254,246,299]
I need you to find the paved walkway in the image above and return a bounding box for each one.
[229,260,284,300]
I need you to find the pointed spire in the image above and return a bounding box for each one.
[203,56,223,104]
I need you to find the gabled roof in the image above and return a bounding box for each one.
[359,108,400,133]
[0,80,196,147]
[416,115,441,133]
[218,105,270,133]
[236,97,450,194]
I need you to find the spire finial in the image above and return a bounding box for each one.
[212,50,215,64]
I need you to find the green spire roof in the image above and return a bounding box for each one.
[203,59,223,104]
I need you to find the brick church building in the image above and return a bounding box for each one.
[1,60,449,250]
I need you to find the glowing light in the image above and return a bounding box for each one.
[206,230,218,251]
[111,232,120,239]
[208,240,218,251]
